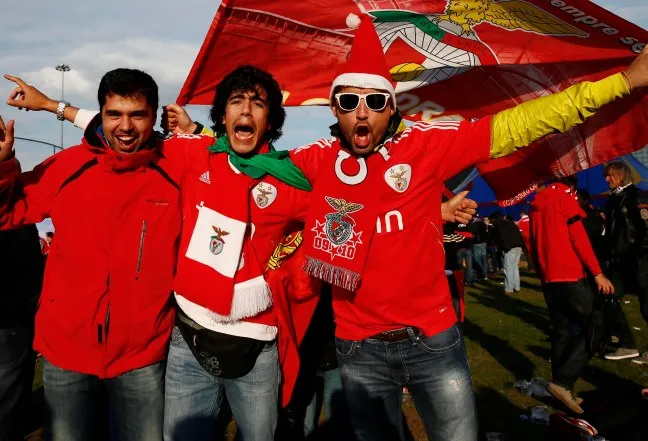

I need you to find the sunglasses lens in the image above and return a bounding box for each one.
[338,94,360,111]
[365,94,388,111]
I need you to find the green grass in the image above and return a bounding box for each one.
[31,269,648,440]
[444,270,647,441]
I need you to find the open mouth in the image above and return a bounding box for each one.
[353,125,371,148]
[234,123,255,141]
[115,134,137,150]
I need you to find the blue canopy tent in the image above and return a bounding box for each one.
[449,146,648,220]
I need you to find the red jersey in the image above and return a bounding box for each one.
[292,118,492,340]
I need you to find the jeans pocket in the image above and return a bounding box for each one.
[417,325,461,354]
[335,338,359,359]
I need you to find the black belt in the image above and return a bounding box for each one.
[368,327,417,342]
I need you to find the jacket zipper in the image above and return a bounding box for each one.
[136,220,147,278]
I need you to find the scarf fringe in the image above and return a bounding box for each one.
[305,256,361,292]
[209,280,273,323]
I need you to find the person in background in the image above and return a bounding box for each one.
[517,209,532,271]
[471,216,489,281]
[492,212,525,293]
[602,162,647,362]
[456,222,475,286]
[530,178,614,414]
[0,217,45,440]
[484,215,501,274]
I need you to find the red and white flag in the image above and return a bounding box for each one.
[178,0,648,204]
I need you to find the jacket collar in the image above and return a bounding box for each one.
[81,113,159,172]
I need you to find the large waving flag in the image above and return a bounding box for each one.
[178,0,648,204]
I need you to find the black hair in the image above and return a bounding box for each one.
[559,175,578,189]
[576,188,591,204]
[209,65,286,143]
[97,68,159,111]
[45,232,54,239]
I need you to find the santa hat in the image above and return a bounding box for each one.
[330,13,396,105]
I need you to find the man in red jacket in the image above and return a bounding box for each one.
[530,179,614,414]
[0,69,199,441]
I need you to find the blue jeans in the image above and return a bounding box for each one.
[472,243,488,279]
[457,248,474,285]
[503,247,522,292]
[303,367,352,438]
[43,358,165,441]
[0,326,35,441]
[488,246,501,272]
[336,325,477,441]
[163,326,279,441]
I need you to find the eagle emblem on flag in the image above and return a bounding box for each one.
[365,2,586,94]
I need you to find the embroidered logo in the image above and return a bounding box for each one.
[311,197,364,260]
[199,171,211,184]
[385,164,412,193]
[209,226,229,255]
[252,182,277,208]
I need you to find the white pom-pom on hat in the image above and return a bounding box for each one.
[346,13,361,30]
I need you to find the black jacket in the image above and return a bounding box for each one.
[493,218,524,252]
[0,225,45,328]
[605,184,646,260]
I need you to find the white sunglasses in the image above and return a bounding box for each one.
[334,92,391,112]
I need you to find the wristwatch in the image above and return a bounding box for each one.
[56,101,70,121]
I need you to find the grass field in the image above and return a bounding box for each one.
[30,269,648,440]
[403,269,648,441]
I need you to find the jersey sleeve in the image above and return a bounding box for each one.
[560,191,602,276]
[409,117,492,181]
[288,138,334,185]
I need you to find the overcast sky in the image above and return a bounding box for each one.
[0,0,646,233]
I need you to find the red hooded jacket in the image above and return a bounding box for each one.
[530,183,602,284]
[0,120,203,378]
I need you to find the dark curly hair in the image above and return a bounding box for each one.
[209,65,286,142]
[98,68,158,111]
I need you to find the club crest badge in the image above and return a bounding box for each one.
[311,197,364,261]
[324,197,364,245]
[385,164,412,193]
[252,182,277,208]
[210,226,229,255]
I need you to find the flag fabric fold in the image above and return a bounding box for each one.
[178,0,648,203]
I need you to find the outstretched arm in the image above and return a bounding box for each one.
[490,46,648,159]
[4,74,89,126]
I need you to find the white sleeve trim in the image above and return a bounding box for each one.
[73,109,99,130]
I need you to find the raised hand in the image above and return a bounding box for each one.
[0,115,15,162]
[625,45,648,90]
[4,74,58,112]
[442,190,477,224]
[161,103,197,134]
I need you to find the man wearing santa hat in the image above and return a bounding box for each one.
[288,13,648,441]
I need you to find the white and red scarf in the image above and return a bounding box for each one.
[173,153,271,322]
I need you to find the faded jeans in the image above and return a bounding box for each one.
[43,358,165,441]
[472,243,488,279]
[163,326,279,441]
[503,247,522,292]
[336,324,477,441]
